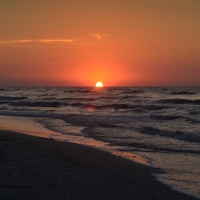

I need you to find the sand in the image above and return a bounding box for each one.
[0,130,197,200]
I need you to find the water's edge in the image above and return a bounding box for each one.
[0,115,198,199]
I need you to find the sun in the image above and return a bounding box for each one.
[96,81,103,87]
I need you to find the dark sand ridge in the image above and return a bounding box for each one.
[0,130,197,200]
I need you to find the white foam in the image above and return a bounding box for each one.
[152,174,200,199]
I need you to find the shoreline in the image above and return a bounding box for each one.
[0,129,197,199]
[0,115,150,166]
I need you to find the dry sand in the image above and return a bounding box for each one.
[0,130,197,200]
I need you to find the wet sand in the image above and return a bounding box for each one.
[0,130,197,200]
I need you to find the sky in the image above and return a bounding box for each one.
[0,0,200,86]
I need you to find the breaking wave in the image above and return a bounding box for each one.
[139,126,200,143]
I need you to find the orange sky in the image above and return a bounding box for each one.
[0,0,200,86]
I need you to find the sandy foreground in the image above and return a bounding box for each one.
[0,130,197,200]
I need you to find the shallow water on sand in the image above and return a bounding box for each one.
[0,86,200,198]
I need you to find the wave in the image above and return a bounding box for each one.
[0,96,27,101]
[66,89,95,93]
[44,97,100,101]
[137,105,170,111]
[131,108,148,113]
[185,118,200,124]
[68,103,170,111]
[122,90,141,94]
[131,105,170,113]
[86,122,118,128]
[8,101,128,109]
[71,103,87,107]
[122,142,200,154]
[120,95,134,99]
[171,91,196,95]
[5,97,171,112]
[112,104,131,109]
[104,104,169,111]
[150,114,183,120]
[139,126,200,143]
[0,102,8,105]
[70,97,99,101]
[9,101,67,107]
[158,99,200,105]
[70,103,131,109]
[190,111,200,115]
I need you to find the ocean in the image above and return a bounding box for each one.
[0,86,200,198]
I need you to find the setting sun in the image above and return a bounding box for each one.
[96,82,103,87]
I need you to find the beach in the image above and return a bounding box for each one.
[1,0,200,198]
[0,129,197,200]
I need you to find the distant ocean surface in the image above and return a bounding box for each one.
[0,86,200,198]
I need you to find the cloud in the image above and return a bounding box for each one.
[0,39,33,44]
[92,33,112,40]
[0,39,73,45]
[0,34,113,46]
[37,39,73,43]
[93,34,102,40]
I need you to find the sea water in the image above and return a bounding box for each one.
[0,86,200,198]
